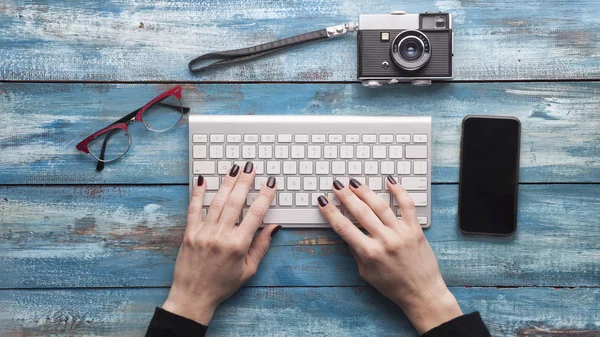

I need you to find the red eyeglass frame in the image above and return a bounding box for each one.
[76,86,189,170]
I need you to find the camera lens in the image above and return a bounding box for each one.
[399,38,423,61]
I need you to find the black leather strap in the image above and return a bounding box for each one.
[188,29,329,73]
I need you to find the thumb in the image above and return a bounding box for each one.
[246,224,281,272]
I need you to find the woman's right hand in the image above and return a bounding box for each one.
[318,176,463,334]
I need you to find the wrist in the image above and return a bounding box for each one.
[162,288,219,325]
[396,281,463,334]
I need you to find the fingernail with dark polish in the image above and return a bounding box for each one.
[197,175,204,186]
[267,176,276,189]
[229,164,240,177]
[333,180,344,190]
[270,225,282,238]
[349,178,362,189]
[317,195,328,207]
[387,175,397,184]
[244,161,253,174]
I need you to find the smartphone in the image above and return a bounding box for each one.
[458,115,521,235]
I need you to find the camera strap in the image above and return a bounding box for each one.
[188,23,358,73]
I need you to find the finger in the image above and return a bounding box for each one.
[348,177,399,228]
[317,195,370,255]
[219,161,256,226]
[348,246,366,270]
[205,164,241,224]
[239,176,277,242]
[187,174,207,229]
[332,180,386,237]
[387,175,419,227]
[245,224,281,277]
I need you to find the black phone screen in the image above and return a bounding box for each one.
[458,116,521,235]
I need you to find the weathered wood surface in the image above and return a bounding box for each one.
[2,82,599,184]
[1,0,600,82]
[1,184,598,289]
[1,287,598,337]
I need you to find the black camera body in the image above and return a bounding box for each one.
[357,11,454,87]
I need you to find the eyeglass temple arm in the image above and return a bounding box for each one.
[95,103,190,171]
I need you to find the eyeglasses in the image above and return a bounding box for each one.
[76,86,190,171]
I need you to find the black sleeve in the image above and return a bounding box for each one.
[421,312,491,337]
[145,307,208,337]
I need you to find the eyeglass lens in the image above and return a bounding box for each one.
[141,95,184,132]
[88,128,131,162]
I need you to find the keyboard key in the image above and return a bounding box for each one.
[218,161,232,174]
[266,161,281,175]
[279,193,293,206]
[329,134,343,143]
[414,161,428,175]
[311,193,321,206]
[296,193,309,206]
[316,161,330,175]
[252,161,264,174]
[291,145,305,159]
[193,145,207,159]
[256,209,327,224]
[346,134,360,143]
[226,145,240,159]
[307,145,321,159]
[373,145,387,159]
[365,161,378,175]
[299,161,313,174]
[363,134,377,143]
[254,177,268,190]
[356,145,370,159]
[261,134,276,143]
[278,134,293,143]
[381,161,395,175]
[417,216,428,225]
[210,134,225,143]
[202,193,217,206]
[193,161,215,175]
[368,177,383,190]
[258,145,273,159]
[242,145,256,159]
[323,146,338,159]
[193,134,208,143]
[287,177,301,190]
[275,145,289,159]
[354,177,366,185]
[304,177,318,190]
[320,177,334,190]
[283,161,297,175]
[244,134,259,143]
[408,193,428,206]
[332,161,346,175]
[389,145,403,159]
[396,134,411,143]
[275,177,285,190]
[328,193,342,206]
[337,177,350,186]
[312,134,326,143]
[340,145,353,159]
[209,145,224,158]
[247,193,259,206]
[405,145,428,159]
[227,134,242,143]
[397,161,411,175]
[377,192,391,204]
[380,134,394,143]
[295,134,309,143]
[413,134,428,143]
[401,177,428,190]
[348,161,362,175]
[205,177,220,190]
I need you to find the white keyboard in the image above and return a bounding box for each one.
[189,115,431,228]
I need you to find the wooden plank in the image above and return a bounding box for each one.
[1,184,598,288]
[1,287,598,336]
[1,82,599,184]
[1,1,600,82]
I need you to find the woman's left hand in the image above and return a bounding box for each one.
[162,163,280,325]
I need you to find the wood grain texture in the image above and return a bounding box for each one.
[1,82,599,184]
[1,184,598,289]
[1,0,600,82]
[1,287,598,337]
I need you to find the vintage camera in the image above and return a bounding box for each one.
[357,11,454,87]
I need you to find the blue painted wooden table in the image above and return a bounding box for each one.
[1,1,599,336]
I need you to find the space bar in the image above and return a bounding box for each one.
[244,209,328,224]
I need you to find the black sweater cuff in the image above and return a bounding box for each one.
[421,312,491,337]
[146,307,208,337]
